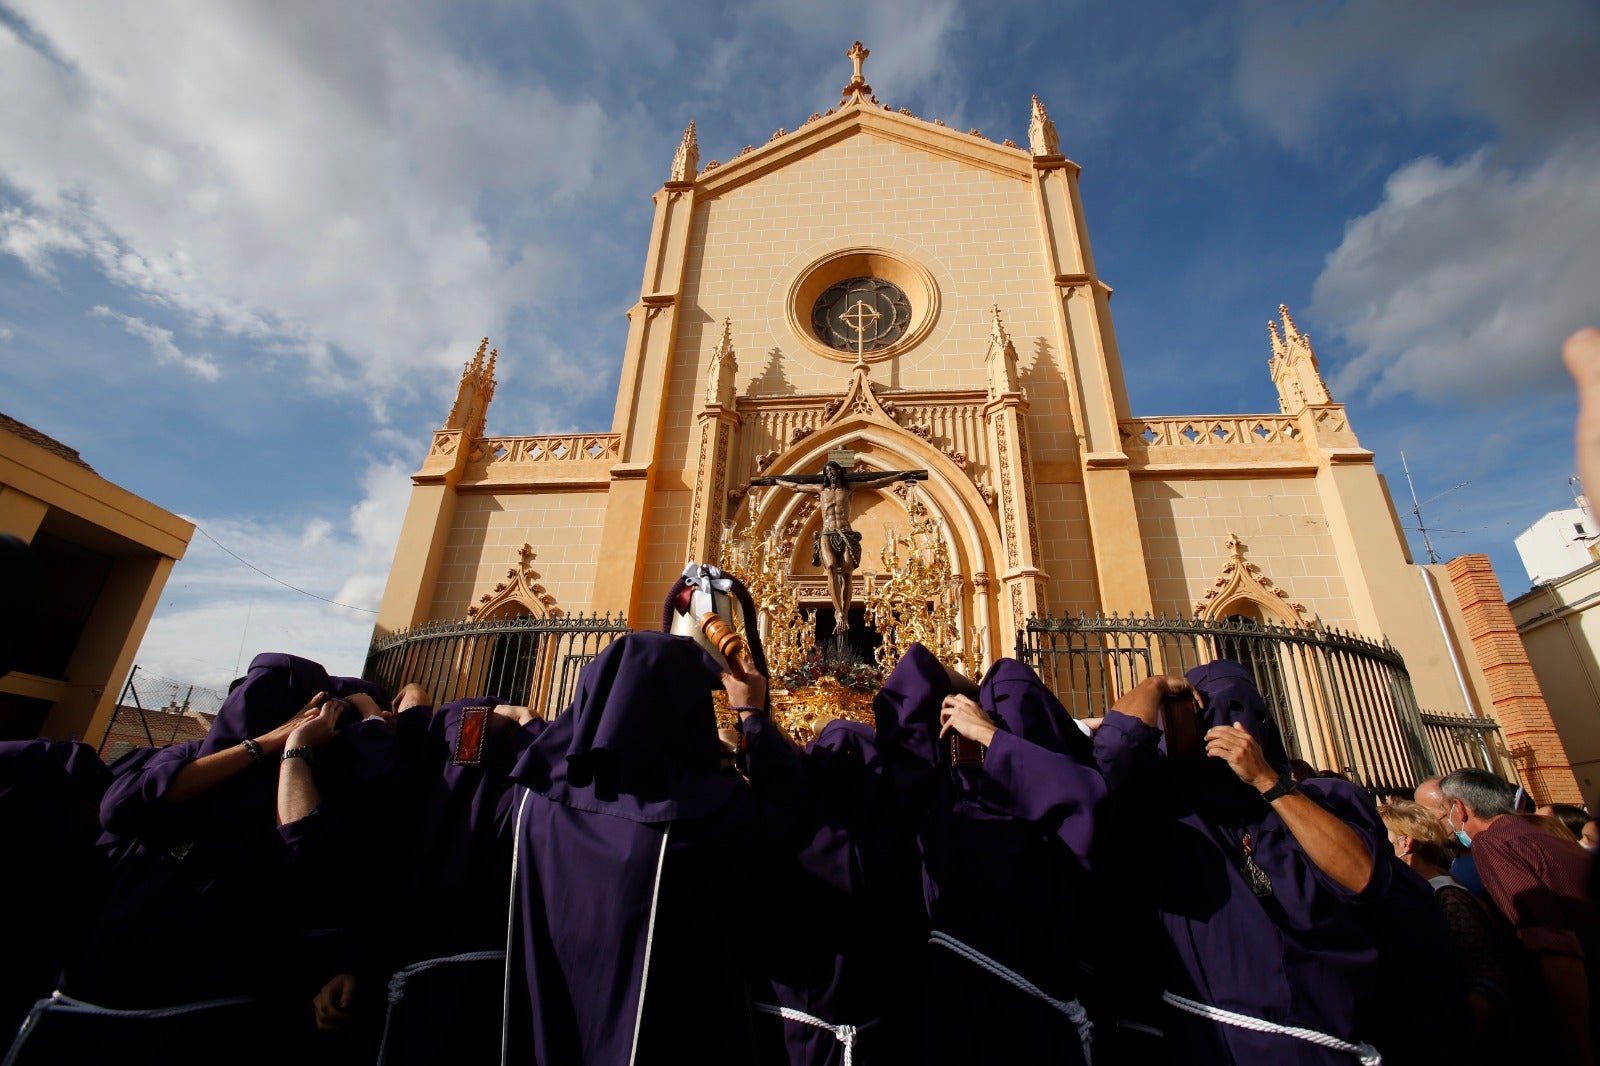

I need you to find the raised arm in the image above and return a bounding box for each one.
[772,476,821,495]
[162,694,329,805]
[845,470,924,490]
[1205,723,1374,893]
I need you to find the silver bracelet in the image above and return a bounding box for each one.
[281,746,314,763]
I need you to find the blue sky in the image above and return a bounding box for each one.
[2,0,1596,689]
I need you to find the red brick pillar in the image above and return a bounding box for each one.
[1446,554,1582,804]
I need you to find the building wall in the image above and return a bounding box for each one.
[0,415,192,743]
[1510,562,1600,807]
[1514,506,1598,585]
[426,489,609,620]
[674,134,1058,411]
[1033,481,1096,615]
[1131,475,1355,625]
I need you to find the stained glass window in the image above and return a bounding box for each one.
[811,277,912,353]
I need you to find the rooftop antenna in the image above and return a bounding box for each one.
[1401,451,1468,564]
[1570,475,1589,517]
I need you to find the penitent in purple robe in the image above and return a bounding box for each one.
[747,718,925,1065]
[504,632,814,1066]
[1092,659,1466,1065]
[873,644,1107,1066]
[0,740,111,1035]
[376,696,545,1066]
[16,653,401,1066]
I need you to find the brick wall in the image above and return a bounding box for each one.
[1446,554,1582,804]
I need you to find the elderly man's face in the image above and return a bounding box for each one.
[1414,784,1450,825]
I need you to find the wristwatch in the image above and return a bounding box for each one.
[1260,771,1296,803]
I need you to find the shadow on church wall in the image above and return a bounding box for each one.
[746,346,797,396]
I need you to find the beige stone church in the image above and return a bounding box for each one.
[371,45,1578,802]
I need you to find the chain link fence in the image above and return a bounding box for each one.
[98,667,228,764]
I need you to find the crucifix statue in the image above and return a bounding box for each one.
[753,461,929,636]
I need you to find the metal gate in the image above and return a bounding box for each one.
[364,614,630,719]
[1016,613,1446,798]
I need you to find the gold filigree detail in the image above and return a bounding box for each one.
[714,680,875,746]
[863,489,981,681]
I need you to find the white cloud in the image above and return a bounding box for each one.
[89,304,222,381]
[1314,138,1600,403]
[0,3,616,402]
[135,455,416,690]
[1234,0,1600,406]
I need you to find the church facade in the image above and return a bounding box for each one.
[372,46,1577,801]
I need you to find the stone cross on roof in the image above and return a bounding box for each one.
[840,41,874,105]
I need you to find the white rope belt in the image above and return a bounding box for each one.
[376,949,506,1065]
[750,1002,879,1066]
[386,950,506,1004]
[4,991,257,1066]
[929,931,1093,1064]
[1162,990,1381,1065]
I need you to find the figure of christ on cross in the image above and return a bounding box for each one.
[752,461,929,636]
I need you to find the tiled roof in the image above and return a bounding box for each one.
[0,412,96,474]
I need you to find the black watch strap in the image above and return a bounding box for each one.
[1260,771,1296,803]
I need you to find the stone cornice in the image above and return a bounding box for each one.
[695,106,1044,198]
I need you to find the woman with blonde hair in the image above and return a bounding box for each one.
[1379,798,1512,1041]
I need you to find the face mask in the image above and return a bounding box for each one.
[1446,808,1472,848]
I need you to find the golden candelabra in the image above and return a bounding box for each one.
[718,493,809,682]
[861,491,983,681]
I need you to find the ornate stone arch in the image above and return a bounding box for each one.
[467,543,563,620]
[1193,532,1309,625]
[746,416,1005,662]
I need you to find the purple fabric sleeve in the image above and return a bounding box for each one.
[97,740,201,837]
[980,730,1106,865]
[275,802,330,861]
[1091,708,1162,793]
[739,712,816,847]
[1293,778,1389,903]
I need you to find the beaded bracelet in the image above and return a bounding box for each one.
[281,747,315,763]
[241,738,264,764]
[728,705,763,713]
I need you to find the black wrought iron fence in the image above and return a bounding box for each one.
[1420,711,1515,782]
[1016,613,1441,798]
[364,614,631,719]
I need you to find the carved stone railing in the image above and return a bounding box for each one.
[732,394,993,494]
[468,433,621,467]
[1119,415,1302,450]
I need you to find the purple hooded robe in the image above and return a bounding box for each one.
[375,696,545,1066]
[747,717,924,1065]
[13,654,400,1066]
[873,645,1107,1066]
[1091,659,1467,1065]
[0,740,110,1034]
[503,632,814,1066]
